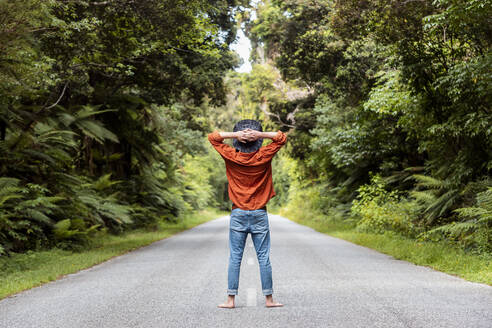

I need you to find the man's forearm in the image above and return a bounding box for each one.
[219,131,238,139]
[218,131,278,139]
[258,132,279,139]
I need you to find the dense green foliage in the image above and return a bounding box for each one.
[245,0,492,254]
[0,0,246,255]
[1,0,491,258]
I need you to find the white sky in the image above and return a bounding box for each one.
[230,28,252,73]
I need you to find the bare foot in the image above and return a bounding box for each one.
[265,295,283,307]
[218,295,235,309]
[266,301,283,307]
[217,302,235,308]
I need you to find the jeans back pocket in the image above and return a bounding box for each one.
[251,210,269,232]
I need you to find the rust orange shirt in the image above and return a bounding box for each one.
[207,130,287,210]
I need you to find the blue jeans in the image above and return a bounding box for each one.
[227,208,273,296]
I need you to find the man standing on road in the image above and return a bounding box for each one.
[208,119,287,309]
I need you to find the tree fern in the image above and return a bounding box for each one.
[0,178,23,206]
[409,174,461,225]
[58,106,119,144]
[73,175,133,227]
[89,173,122,191]
[421,186,492,253]
[53,218,101,251]
[0,179,64,254]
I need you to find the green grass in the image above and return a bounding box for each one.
[277,207,492,286]
[0,208,227,300]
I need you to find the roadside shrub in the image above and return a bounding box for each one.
[282,183,325,221]
[351,173,420,236]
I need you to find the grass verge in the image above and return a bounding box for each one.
[277,207,492,286]
[0,208,227,300]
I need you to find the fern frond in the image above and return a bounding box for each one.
[0,178,23,206]
[37,129,77,142]
[17,196,65,209]
[74,120,119,144]
[51,172,85,188]
[45,147,75,163]
[98,201,133,224]
[453,207,489,218]
[92,173,122,191]
[477,214,492,224]
[0,188,24,206]
[427,220,478,237]
[409,190,437,204]
[57,112,75,126]
[0,177,20,189]
[423,189,460,223]
[74,106,118,120]
[21,149,58,166]
[476,187,492,209]
[24,209,54,226]
[411,174,447,189]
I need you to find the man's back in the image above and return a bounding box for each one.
[208,130,287,210]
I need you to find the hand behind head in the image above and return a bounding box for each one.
[243,129,260,142]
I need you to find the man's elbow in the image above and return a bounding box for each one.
[275,131,287,145]
[208,131,224,144]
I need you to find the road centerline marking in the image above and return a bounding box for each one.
[246,288,257,307]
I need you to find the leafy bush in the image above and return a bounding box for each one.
[352,174,420,236]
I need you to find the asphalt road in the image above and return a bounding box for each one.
[1,214,491,328]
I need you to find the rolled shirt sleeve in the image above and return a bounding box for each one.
[207,131,235,159]
[271,130,287,145]
[257,130,287,161]
[207,130,224,145]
